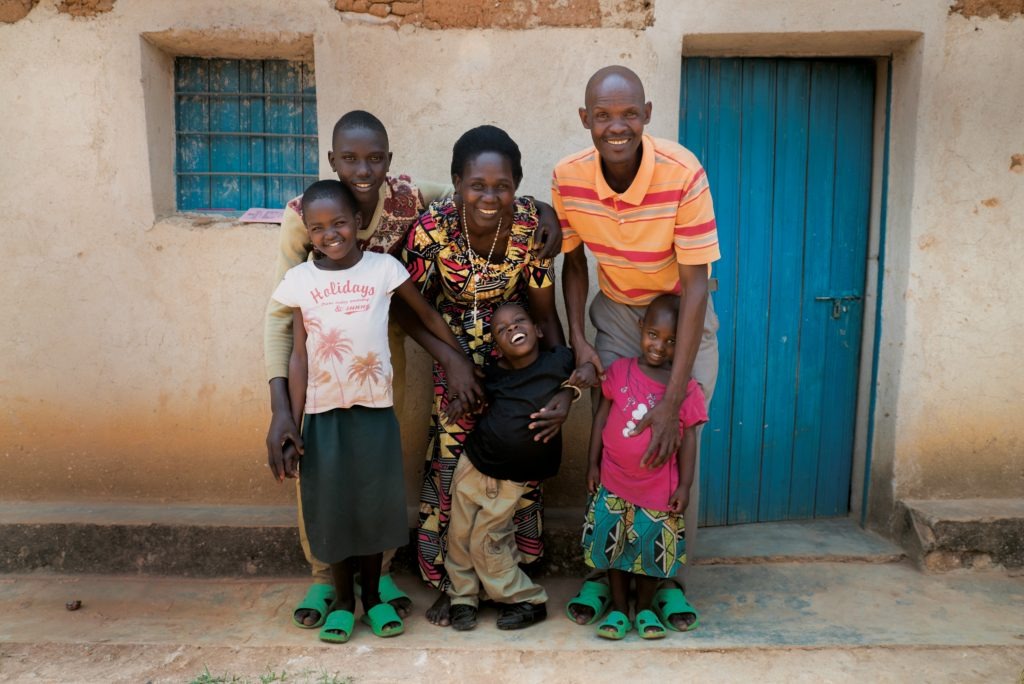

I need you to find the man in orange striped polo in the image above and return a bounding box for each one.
[554,65,720,633]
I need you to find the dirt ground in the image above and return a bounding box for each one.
[1,567,1023,683]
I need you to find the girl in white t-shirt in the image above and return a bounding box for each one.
[271,180,476,643]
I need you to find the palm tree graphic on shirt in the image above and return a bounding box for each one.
[348,351,384,402]
[301,314,325,408]
[313,326,353,406]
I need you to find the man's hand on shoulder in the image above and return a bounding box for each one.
[533,199,563,260]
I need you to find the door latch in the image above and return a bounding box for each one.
[814,294,862,319]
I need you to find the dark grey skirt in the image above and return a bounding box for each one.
[300,406,408,564]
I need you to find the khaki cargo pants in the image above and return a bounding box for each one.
[444,457,548,607]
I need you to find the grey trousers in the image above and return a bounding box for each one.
[589,290,720,586]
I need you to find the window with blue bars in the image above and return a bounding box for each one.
[174,57,318,213]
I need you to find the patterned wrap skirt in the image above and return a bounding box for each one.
[581,485,686,578]
[300,406,409,564]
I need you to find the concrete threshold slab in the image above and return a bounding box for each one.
[0,503,907,578]
[903,498,1024,522]
[1,564,1022,682]
[696,518,906,565]
[899,498,1024,571]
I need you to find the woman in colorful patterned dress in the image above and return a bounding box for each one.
[401,125,568,625]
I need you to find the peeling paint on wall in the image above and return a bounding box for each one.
[0,0,39,23]
[57,0,115,17]
[949,0,1024,19]
[334,0,653,29]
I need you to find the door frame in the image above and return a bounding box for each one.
[851,58,892,525]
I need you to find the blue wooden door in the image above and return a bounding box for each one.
[680,58,875,526]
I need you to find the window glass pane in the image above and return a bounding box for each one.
[174,57,317,212]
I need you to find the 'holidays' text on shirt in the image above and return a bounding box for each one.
[310,280,376,304]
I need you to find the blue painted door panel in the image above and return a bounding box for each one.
[680,58,875,526]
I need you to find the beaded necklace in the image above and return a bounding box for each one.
[461,202,503,324]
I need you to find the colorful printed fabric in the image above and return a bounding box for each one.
[401,195,554,590]
[552,135,720,306]
[582,485,686,579]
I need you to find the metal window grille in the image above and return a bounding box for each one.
[174,57,319,212]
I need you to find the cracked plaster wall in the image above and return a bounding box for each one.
[332,0,652,29]
[0,0,114,22]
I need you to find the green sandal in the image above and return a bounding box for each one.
[292,583,336,630]
[653,586,700,632]
[319,609,355,643]
[361,602,405,638]
[635,609,667,640]
[378,574,411,608]
[565,580,612,625]
[596,610,632,640]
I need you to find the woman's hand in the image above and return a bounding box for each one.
[567,362,598,389]
[528,390,572,443]
[442,396,466,423]
[442,354,484,421]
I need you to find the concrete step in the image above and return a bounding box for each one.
[898,498,1024,571]
[1,566,1022,682]
[697,518,905,565]
[0,502,904,578]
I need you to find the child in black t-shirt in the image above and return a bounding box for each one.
[444,303,595,631]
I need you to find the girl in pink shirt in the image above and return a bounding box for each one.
[582,294,707,640]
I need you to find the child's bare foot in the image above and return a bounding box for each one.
[565,580,611,625]
[389,596,412,618]
[667,611,697,630]
[635,609,667,639]
[320,599,357,642]
[292,584,336,629]
[568,604,595,624]
[426,592,451,626]
[654,582,700,631]
[378,574,412,618]
[595,610,631,640]
[295,608,320,627]
[361,603,405,637]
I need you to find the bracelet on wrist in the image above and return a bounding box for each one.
[559,381,583,403]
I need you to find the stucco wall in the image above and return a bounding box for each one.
[1,0,1021,531]
[883,14,1024,506]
